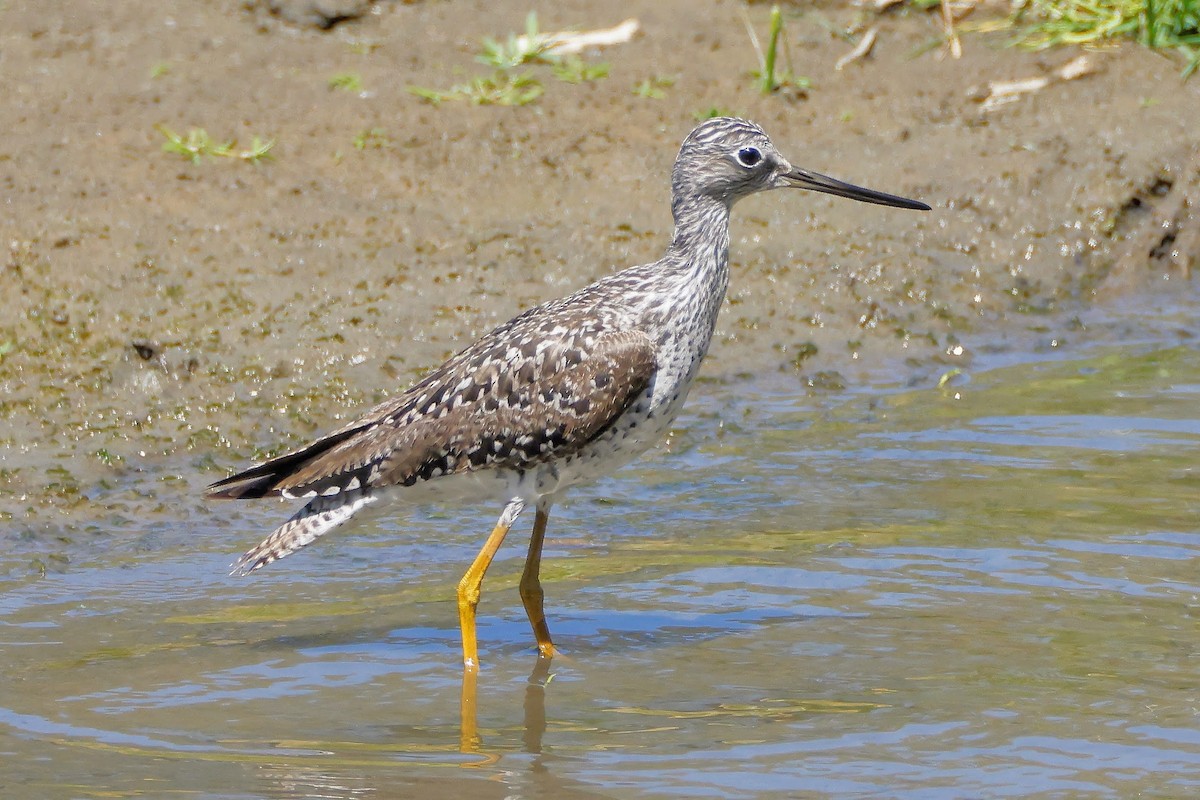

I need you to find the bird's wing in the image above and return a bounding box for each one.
[206,325,657,501]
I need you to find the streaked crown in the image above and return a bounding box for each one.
[671,117,784,208]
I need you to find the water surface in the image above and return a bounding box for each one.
[3,333,1200,798]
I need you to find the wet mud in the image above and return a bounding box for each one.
[2,0,1199,546]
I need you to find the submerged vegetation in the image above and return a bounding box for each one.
[632,74,675,99]
[476,11,557,69]
[408,71,544,106]
[552,56,611,84]
[409,12,609,106]
[328,71,365,93]
[155,126,274,164]
[917,0,1200,76]
[1006,0,1200,76]
[747,4,810,95]
[352,127,390,151]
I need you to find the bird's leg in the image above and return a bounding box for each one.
[519,498,557,659]
[458,497,526,671]
[459,665,481,753]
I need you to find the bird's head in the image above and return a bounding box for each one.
[673,117,930,212]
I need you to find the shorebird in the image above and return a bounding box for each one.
[207,117,930,670]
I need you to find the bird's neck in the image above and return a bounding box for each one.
[667,193,732,287]
[648,193,732,369]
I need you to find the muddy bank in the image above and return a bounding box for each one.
[2,0,1198,540]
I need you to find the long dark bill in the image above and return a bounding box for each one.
[782,166,931,211]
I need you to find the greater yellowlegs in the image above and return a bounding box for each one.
[207,117,930,669]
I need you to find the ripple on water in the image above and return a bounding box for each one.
[2,343,1200,797]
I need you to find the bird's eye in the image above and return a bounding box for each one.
[736,147,762,167]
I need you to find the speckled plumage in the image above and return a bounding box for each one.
[207,117,929,664]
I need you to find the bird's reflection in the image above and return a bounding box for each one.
[522,655,552,754]
[247,652,621,799]
[457,656,615,800]
[460,654,552,758]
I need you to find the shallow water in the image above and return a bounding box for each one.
[4,324,1200,798]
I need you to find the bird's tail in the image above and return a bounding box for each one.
[230,489,378,576]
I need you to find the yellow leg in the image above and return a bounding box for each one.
[457,498,525,671]
[519,500,557,659]
[459,665,480,753]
